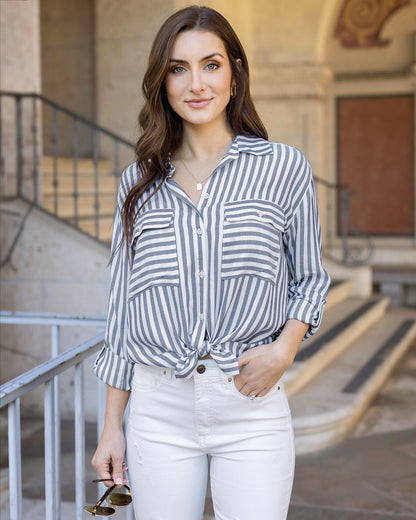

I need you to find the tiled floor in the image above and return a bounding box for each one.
[1,342,415,519]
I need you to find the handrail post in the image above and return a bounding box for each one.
[74,362,85,520]
[32,96,39,204]
[51,325,61,520]
[93,129,100,239]
[52,107,58,215]
[96,325,106,501]
[16,95,23,197]
[44,379,56,520]
[72,119,79,227]
[341,187,350,264]
[8,398,23,520]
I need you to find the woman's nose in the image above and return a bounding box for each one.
[190,71,206,92]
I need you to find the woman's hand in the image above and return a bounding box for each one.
[234,319,309,397]
[92,385,130,487]
[234,342,291,397]
[92,425,128,487]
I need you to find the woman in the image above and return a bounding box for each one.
[92,5,330,520]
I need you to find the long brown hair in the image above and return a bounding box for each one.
[122,5,268,247]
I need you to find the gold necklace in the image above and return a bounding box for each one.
[181,159,212,191]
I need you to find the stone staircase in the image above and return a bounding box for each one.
[284,279,416,454]
[41,155,117,243]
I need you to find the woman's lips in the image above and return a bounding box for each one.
[185,98,212,109]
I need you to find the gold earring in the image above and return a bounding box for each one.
[230,85,237,98]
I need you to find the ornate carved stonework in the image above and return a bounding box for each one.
[334,0,410,48]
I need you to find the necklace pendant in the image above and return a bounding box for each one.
[196,183,203,191]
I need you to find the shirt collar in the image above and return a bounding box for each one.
[217,134,273,169]
[166,134,273,177]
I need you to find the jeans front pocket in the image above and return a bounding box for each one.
[128,208,180,299]
[229,376,282,403]
[132,363,172,392]
[221,200,286,284]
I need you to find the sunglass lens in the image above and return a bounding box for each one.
[106,492,133,507]
[83,505,116,516]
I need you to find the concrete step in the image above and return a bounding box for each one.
[73,216,114,243]
[283,295,390,396]
[289,307,416,454]
[41,194,116,219]
[42,175,117,196]
[326,279,352,311]
[42,155,113,176]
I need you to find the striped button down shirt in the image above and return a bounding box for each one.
[94,135,330,390]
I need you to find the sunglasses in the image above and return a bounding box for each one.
[83,479,132,517]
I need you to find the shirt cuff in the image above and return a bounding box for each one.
[286,296,326,339]
[93,344,135,391]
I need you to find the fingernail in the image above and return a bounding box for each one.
[115,478,123,485]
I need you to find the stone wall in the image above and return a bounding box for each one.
[0,198,110,417]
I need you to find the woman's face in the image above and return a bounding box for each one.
[165,30,233,130]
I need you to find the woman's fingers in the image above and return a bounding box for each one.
[112,453,127,487]
[91,457,114,487]
[92,426,127,487]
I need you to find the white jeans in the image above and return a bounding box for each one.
[126,359,295,520]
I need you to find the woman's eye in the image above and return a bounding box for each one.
[170,65,186,74]
[206,62,219,71]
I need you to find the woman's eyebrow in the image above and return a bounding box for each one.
[169,52,225,64]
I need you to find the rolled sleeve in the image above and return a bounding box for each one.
[283,164,331,339]
[93,190,135,390]
[94,342,134,390]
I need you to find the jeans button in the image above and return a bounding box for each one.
[197,364,206,374]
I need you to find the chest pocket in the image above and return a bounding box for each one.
[221,200,286,284]
[128,209,180,299]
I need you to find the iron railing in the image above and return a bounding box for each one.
[0,91,372,264]
[313,176,373,265]
[0,312,133,520]
[0,91,135,243]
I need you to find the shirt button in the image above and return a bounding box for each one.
[203,192,210,199]
[199,271,205,278]
[196,228,203,236]
[257,211,264,217]
[199,313,204,321]
[197,365,206,374]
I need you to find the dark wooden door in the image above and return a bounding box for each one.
[337,95,414,236]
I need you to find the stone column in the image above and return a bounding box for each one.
[252,64,333,248]
[94,0,175,167]
[0,0,42,200]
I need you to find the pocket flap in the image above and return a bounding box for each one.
[131,208,174,245]
[224,200,286,231]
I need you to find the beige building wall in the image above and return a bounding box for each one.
[0,0,42,199]
[94,0,175,167]
[40,0,96,157]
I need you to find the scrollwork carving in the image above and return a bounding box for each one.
[334,0,410,48]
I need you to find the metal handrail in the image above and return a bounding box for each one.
[313,175,373,266]
[0,310,107,327]
[0,332,104,407]
[0,90,136,244]
[0,312,116,520]
[0,91,134,147]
